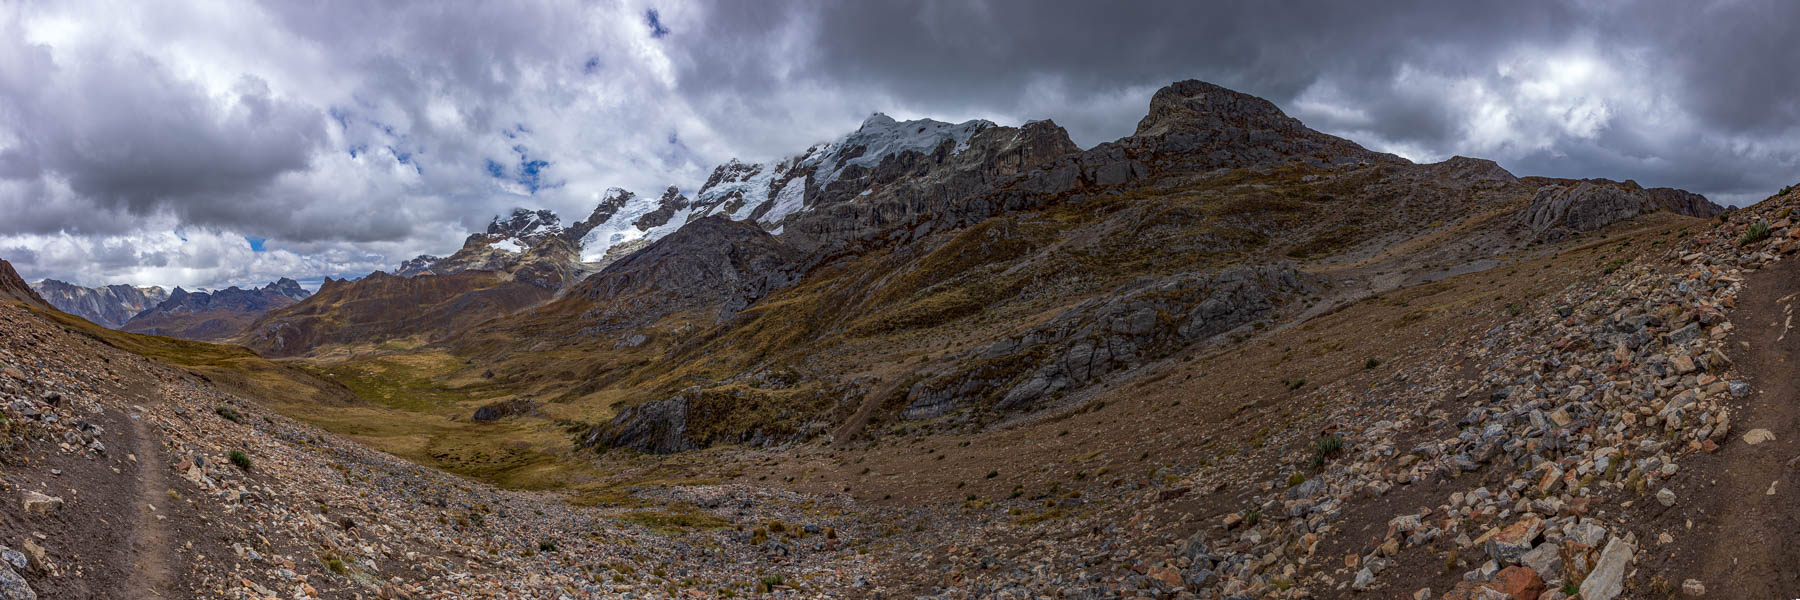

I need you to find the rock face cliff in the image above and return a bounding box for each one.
[1520,178,1724,241]
[904,266,1312,420]
[119,279,310,341]
[30,279,168,328]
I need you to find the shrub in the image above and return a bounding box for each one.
[214,406,242,423]
[228,450,252,470]
[1309,435,1345,469]
[538,540,558,552]
[1363,357,1381,370]
[1740,221,1771,246]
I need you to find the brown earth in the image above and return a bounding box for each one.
[1641,248,1800,597]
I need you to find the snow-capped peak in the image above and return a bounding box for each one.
[860,112,898,128]
[487,208,563,244]
[682,113,997,229]
[576,187,671,263]
[816,114,995,186]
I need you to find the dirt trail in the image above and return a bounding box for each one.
[125,401,174,598]
[1678,254,1800,596]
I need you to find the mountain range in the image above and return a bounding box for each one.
[32,278,311,341]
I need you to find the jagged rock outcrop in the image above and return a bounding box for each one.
[565,216,803,331]
[120,279,310,340]
[471,398,535,422]
[583,395,694,454]
[30,279,168,327]
[903,266,1311,419]
[1521,179,1724,241]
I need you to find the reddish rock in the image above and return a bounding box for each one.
[1485,565,1545,600]
[1146,565,1183,588]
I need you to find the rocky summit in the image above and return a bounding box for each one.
[4,77,1792,600]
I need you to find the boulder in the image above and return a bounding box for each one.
[1577,537,1634,600]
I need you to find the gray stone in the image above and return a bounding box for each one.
[0,565,32,600]
[1567,521,1608,547]
[1520,542,1563,581]
[1578,536,1635,600]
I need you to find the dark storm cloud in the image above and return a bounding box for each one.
[5,0,1799,289]
[675,0,1800,202]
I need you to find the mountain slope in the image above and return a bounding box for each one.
[30,279,167,327]
[240,271,552,357]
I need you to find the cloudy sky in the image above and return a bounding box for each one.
[2,0,1797,290]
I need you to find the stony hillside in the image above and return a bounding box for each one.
[29,279,167,328]
[0,282,882,599]
[119,278,310,341]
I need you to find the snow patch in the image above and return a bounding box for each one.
[812,113,993,186]
[491,239,524,253]
[758,176,808,226]
[578,191,667,262]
